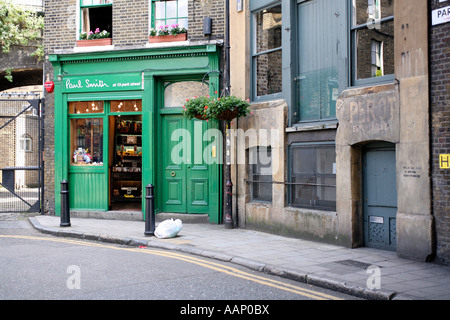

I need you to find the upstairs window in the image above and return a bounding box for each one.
[251,3,283,100]
[80,0,113,37]
[151,0,188,30]
[295,0,347,122]
[351,0,394,85]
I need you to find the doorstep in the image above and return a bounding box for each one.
[69,210,209,224]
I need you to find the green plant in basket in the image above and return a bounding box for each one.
[182,96,214,120]
[182,94,251,122]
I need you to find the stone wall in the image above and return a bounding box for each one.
[335,0,433,261]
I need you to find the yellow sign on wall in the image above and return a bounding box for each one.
[440,154,450,169]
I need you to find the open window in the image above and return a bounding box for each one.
[80,0,113,36]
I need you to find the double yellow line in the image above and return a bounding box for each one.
[0,235,343,300]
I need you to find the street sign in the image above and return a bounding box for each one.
[432,5,450,26]
[439,154,450,169]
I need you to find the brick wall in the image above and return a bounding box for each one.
[430,0,450,265]
[43,0,226,214]
[112,0,149,47]
[44,0,225,53]
[188,0,225,42]
[44,0,76,51]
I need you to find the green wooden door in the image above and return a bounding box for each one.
[161,114,210,214]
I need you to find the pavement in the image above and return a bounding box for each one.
[27,212,450,300]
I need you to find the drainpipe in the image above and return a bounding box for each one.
[223,0,235,228]
[225,0,231,94]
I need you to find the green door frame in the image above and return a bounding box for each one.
[65,92,144,212]
[50,44,222,224]
[155,76,221,217]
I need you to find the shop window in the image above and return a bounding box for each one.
[164,82,209,108]
[288,143,336,211]
[70,118,103,166]
[19,134,32,152]
[69,101,104,114]
[251,2,282,100]
[249,147,273,203]
[80,0,113,37]
[351,0,394,85]
[110,100,142,113]
[152,0,188,30]
[295,0,347,122]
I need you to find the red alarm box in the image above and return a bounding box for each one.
[44,81,54,93]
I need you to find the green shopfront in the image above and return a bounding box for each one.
[49,45,222,223]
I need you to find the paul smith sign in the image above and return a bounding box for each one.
[62,73,143,93]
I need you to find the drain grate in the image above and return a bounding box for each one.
[335,259,378,269]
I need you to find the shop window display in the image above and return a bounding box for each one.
[70,118,103,166]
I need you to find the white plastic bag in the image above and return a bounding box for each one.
[154,219,183,239]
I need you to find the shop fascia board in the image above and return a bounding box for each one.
[49,40,223,65]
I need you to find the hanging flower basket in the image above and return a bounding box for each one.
[194,114,209,120]
[216,109,239,121]
[183,94,251,122]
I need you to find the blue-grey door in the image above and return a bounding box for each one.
[363,143,397,251]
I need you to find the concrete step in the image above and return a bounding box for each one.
[69,210,210,224]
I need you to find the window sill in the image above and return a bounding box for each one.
[285,206,337,215]
[145,40,189,49]
[286,119,338,132]
[247,201,273,207]
[73,45,115,53]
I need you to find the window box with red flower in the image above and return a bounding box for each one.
[77,28,112,47]
[149,24,187,44]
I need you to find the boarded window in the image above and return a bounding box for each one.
[295,0,348,122]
